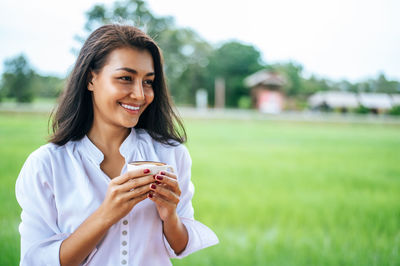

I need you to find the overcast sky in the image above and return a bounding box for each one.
[0,0,399,82]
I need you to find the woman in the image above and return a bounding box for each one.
[16,24,218,266]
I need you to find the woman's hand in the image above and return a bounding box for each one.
[148,171,188,254]
[148,171,181,222]
[98,168,154,226]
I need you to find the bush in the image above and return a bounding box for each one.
[388,105,400,116]
[354,105,370,114]
[238,96,252,109]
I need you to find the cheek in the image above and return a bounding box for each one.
[145,89,155,105]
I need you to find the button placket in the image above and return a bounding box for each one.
[120,218,129,265]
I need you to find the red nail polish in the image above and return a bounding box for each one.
[153,175,156,179]
[148,193,153,198]
[156,175,163,181]
[144,169,150,174]
[151,184,156,189]
[155,181,161,185]
[160,171,166,175]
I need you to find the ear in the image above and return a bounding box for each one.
[87,71,96,91]
[88,81,94,91]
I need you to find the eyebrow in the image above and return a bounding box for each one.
[115,67,155,76]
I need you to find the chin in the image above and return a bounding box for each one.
[123,119,139,129]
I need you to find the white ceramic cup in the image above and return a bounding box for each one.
[127,161,174,175]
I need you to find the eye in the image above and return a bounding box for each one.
[118,76,132,82]
[144,79,154,87]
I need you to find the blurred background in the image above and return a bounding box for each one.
[0,0,399,265]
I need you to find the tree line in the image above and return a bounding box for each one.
[0,55,64,103]
[1,0,399,107]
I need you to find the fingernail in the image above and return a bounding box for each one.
[153,175,156,179]
[155,181,161,185]
[156,175,163,181]
[148,193,153,198]
[144,169,150,174]
[160,171,166,175]
[151,184,156,189]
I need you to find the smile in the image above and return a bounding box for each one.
[120,103,140,111]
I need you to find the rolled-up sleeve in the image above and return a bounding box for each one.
[16,153,67,266]
[163,145,219,258]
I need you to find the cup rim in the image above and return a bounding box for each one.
[128,161,166,166]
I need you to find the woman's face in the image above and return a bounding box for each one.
[89,47,155,130]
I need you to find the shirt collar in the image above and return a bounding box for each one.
[80,135,104,165]
[79,128,137,165]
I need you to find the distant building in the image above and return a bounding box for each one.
[308,91,400,113]
[392,94,400,106]
[308,91,359,112]
[244,70,286,113]
[358,93,392,113]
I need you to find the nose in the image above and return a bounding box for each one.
[130,80,145,101]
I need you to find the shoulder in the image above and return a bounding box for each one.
[29,142,68,162]
[16,142,70,189]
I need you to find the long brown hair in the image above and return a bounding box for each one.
[49,24,186,146]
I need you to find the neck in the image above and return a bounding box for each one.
[87,120,130,156]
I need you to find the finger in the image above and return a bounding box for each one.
[112,168,152,185]
[148,192,176,208]
[149,183,180,205]
[106,176,153,201]
[158,170,177,180]
[112,175,153,193]
[130,192,149,206]
[154,174,181,195]
[125,183,152,200]
[124,175,154,191]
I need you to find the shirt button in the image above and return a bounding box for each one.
[123,220,128,225]
[121,259,127,265]
[122,250,127,255]
[122,230,127,235]
[122,241,127,246]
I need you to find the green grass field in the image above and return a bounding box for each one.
[0,112,399,265]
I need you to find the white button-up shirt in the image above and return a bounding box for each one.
[16,129,218,266]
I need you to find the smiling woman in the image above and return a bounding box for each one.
[89,47,155,132]
[15,24,218,266]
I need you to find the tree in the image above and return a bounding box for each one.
[165,28,213,104]
[205,41,264,107]
[302,75,331,96]
[375,73,400,93]
[84,0,174,38]
[270,62,304,97]
[1,54,35,103]
[0,78,4,102]
[31,74,64,98]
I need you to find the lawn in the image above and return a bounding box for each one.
[0,112,399,265]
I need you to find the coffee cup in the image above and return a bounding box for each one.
[127,161,174,175]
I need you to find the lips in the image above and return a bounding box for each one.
[119,103,140,111]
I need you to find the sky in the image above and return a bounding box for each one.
[0,0,399,82]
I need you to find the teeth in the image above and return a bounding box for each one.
[121,103,140,110]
